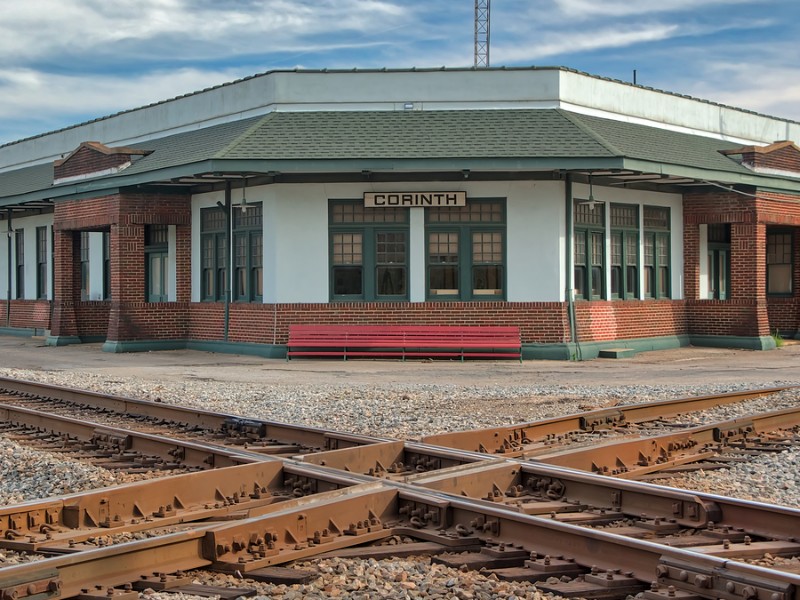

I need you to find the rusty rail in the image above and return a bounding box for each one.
[1,379,800,600]
[423,387,795,455]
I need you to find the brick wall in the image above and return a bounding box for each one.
[0,300,51,329]
[184,300,686,345]
[51,191,191,341]
[574,300,688,341]
[54,146,131,180]
[683,190,799,337]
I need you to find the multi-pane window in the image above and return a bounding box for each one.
[15,230,24,299]
[643,206,670,299]
[610,204,638,299]
[330,201,408,300]
[102,231,111,300]
[36,227,47,300]
[201,207,228,301]
[707,224,730,300]
[201,204,263,302]
[767,230,792,295]
[426,200,505,300]
[145,225,168,302]
[574,203,604,300]
[79,231,90,301]
[233,204,263,302]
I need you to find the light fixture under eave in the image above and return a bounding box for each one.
[240,176,248,214]
[575,172,602,210]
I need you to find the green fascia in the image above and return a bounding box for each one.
[186,340,285,359]
[45,335,83,347]
[103,339,189,353]
[102,338,285,358]
[623,159,800,193]
[523,335,689,361]
[0,327,37,338]
[689,335,777,351]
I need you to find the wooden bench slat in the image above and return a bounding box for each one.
[286,324,521,361]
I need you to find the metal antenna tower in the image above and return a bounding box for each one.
[474,0,490,68]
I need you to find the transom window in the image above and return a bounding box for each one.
[145,225,168,302]
[610,204,639,299]
[330,200,408,300]
[426,199,505,300]
[200,204,263,302]
[36,227,47,300]
[79,231,90,301]
[643,206,671,299]
[233,204,263,302]
[574,203,604,300]
[707,224,730,300]
[15,229,24,299]
[767,230,793,295]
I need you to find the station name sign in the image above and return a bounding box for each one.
[364,191,466,207]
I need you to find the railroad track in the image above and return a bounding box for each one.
[1,378,799,600]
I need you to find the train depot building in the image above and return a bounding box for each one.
[1,67,799,360]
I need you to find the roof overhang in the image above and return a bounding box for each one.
[2,155,800,217]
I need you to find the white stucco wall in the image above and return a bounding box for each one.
[0,214,53,301]
[190,179,684,305]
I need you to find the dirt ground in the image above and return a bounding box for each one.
[0,335,798,388]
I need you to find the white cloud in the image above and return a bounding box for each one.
[0,67,246,136]
[494,24,680,62]
[0,0,412,62]
[552,0,763,18]
[682,61,800,122]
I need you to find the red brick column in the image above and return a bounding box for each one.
[47,230,80,344]
[175,223,191,303]
[731,222,770,337]
[106,223,145,341]
[683,223,700,301]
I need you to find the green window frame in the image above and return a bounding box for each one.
[707,224,730,300]
[15,229,24,299]
[145,225,168,302]
[79,231,90,301]
[643,206,671,299]
[610,204,639,300]
[329,200,408,301]
[767,229,793,295]
[36,226,47,300]
[425,199,505,301]
[102,231,111,300]
[232,204,263,302]
[200,207,228,301]
[574,203,604,300]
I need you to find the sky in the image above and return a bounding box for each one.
[1,0,798,146]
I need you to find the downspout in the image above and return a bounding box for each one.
[565,174,581,360]
[5,209,11,328]
[224,181,232,342]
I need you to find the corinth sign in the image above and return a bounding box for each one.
[364,191,466,207]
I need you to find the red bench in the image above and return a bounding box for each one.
[286,325,522,361]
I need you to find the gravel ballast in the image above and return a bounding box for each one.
[1,363,799,599]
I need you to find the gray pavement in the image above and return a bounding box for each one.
[0,335,798,388]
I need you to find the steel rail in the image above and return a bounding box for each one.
[5,481,797,600]
[532,405,800,478]
[423,386,795,454]
[0,376,388,453]
[2,380,800,600]
[0,462,367,551]
[0,403,269,469]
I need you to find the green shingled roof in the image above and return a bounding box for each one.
[561,111,753,176]
[119,108,751,174]
[1,107,796,206]
[218,110,616,160]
